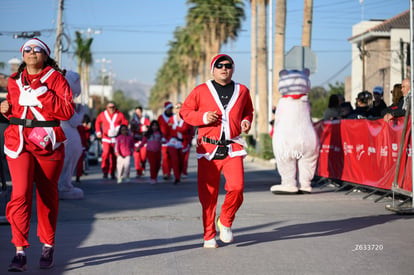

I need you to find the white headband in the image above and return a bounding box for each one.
[21,38,51,56]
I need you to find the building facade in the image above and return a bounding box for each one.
[348,10,410,106]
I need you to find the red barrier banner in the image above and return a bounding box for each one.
[315,117,412,192]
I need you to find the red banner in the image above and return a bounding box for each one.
[315,117,412,192]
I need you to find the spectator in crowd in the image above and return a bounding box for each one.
[95,102,129,179]
[157,101,174,180]
[130,106,150,177]
[383,78,411,122]
[346,91,373,119]
[137,120,164,184]
[371,86,387,118]
[380,83,403,119]
[1,38,74,271]
[391,83,404,105]
[340,102,354,118]
[322,94,341,120]
[114,124,134,183]
[180,54,254,248]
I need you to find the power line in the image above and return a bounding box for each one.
[318,59,353,86]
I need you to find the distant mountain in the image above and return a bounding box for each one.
[112,79,152,107]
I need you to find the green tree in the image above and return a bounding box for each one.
[112,89,140,120]
[74,31,93,104]
[149,1,245,113]
[187,0,245,82]
[309,82,344,119]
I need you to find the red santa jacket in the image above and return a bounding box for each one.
[167,114,191,149]
[157,113,173,146]
[130,115,150,148]
[180,80,254,160]
[4,66,74,158]
[95,109,129,144]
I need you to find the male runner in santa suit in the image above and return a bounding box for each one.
[180,54,254,248]
[95,102,129,179]
[157,102,174,180]
[168,103,191,184]
[130,106,150,177]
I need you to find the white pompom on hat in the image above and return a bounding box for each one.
[20,38,51,56]
[65,71,81,98]
[210,54,234,75]
[164,101,173,111]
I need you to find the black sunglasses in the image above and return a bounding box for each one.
[23,46,43,54]
[215,63,233,69]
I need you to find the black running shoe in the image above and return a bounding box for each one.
[39,246,54,269]
[8,254,27,272]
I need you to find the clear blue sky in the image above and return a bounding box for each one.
[0,0,410,88]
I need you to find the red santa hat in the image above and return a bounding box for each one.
[21,38,51,56]
[164,101,173,111]
[210,54,234,75]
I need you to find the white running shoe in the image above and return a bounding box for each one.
[203,238,218,248]
[299,186,312,194]
[217,218,233,243]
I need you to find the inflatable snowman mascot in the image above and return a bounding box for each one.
[58,71,85,199]
[271,69,319,194]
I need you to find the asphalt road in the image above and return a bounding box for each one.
[0,151,413,275]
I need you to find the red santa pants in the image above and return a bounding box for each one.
[147,150,161,180]
[133,146,147,175]
[182,145,190,175]
[161,145,171,177]
[167,146,183,181]
[101,142,116,175]
[197,156,244,241]
[6,147,64,247]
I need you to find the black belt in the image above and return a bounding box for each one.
[9,117,60,128]
[202,136,234,146]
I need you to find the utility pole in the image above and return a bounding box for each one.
[96,58,111,105]
[54,0,64,65]
[268,0,273,129]
[302,0,313,47]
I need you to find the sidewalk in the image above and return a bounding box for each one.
[0,150,413,274]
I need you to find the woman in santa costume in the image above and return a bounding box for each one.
[180,54,253,248]
[0,38,74,271]
[95,101,129,179]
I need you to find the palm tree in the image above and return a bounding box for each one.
[150,1,245,113]
[187,0,245,82]
[249,0,258,138]
[74,31,93,105]
[273,0,286,106]
[257,0,269,137]
[302,0,313,47]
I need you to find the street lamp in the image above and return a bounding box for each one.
[77,28,101,39]
[96,58,112,105]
